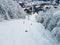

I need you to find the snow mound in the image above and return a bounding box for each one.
[0,19,58,45]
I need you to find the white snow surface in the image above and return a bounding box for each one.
[0,14,58,45]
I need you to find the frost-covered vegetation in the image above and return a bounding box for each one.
[36,5,60,42]
[0,0,27,21]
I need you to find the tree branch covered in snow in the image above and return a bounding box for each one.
[0,0,27,21]
[36,5,60,42]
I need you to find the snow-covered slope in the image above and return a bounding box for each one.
[0,18,58,45]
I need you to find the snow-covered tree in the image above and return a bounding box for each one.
[36,5,60,31]
[0,0,27,21]
[36,5,60,42]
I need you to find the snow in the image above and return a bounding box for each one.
[0,0,59,45]
[0,15,58,45]
[28,13,38,22]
